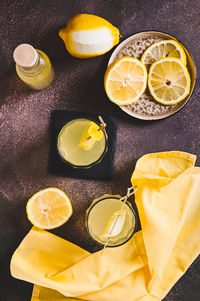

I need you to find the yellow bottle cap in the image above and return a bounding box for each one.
[13,44,38,67]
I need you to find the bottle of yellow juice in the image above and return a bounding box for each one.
[13,44,54,90]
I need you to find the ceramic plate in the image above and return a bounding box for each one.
[108,31,196,120]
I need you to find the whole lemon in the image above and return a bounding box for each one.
[59,14,120,58]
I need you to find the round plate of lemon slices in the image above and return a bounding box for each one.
[107,31,196,120]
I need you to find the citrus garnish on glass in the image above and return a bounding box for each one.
[102,209,126,238]
[79,119,105,151]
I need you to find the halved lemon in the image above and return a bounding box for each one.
[26,188,73,229]
[141,40,187,65]
[148,57,191,105]
[104,57,147,105]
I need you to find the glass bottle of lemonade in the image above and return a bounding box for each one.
[13,44,54,90]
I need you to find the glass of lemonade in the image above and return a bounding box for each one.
[86,196,136,247]
[57,118,108,168]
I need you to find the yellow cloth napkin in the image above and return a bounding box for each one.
[11,151,200,301]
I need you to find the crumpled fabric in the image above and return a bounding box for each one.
[11,151,200,301]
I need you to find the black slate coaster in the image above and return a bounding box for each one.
[48,110,117,181]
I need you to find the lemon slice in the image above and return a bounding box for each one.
[79,122,103,150]
[104,57,147,105]
[79,123,95,150]
[88,123,103,140]
[26,188,73,229]
[102,209,126,238]
[59,14,119,58]
[141,40,187,65]
[148,58,191,105]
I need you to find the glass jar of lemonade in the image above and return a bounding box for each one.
[86,195,136,247]
[57,118,108,168]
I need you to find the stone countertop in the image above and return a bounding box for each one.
[0,0,200,300]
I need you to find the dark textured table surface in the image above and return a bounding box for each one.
[0,0,200,300]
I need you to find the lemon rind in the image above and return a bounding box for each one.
[59,14,120,59]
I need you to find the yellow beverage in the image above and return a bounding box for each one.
[14,44,54,90]
[57,118,107,168]
[86,196,136,247]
